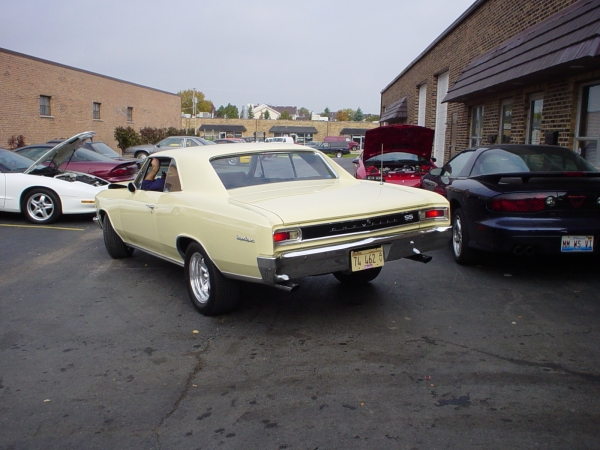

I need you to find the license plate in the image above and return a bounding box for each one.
[351,247,384,271]
[561,236,594,252]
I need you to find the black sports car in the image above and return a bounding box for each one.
[421,144,600,264]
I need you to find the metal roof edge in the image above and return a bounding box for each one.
[0,47,179,97]
[380,0,488,95]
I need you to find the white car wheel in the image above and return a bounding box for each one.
[24,188,61,224]
[135,151,149,160]
[336,151,343,158]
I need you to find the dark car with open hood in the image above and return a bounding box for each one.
[421,144,600,263]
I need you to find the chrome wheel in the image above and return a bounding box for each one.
[189,252,210,304]
[135,151,149,160]
[27,193,55,221]
[453,213,464,258]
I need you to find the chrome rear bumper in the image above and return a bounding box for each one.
[257,226,452,284]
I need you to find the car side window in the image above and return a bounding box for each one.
[443,151,472,176]
[186,139,199,147]
[164,160,181,192]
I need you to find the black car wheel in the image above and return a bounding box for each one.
[333,267,382,285]
[23,188,61,224]
[452,208,477,264]
[184,243,239,316]
[103,215,134,259]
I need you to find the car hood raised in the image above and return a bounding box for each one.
[229,179,443,225]
[24,131,95,174]
[363,125,434,161]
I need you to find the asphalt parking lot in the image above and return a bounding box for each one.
[1,159,600,449]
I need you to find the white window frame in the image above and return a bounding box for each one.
[40,95,51,116]
[575,81,600,168]
[469,105,484,147]
[417,84,427,126]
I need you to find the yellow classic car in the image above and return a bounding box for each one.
[95,143,451,316]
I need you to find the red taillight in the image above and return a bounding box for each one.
[489,195,546,212]
[110,167,129,176]
[273,232,290,242]
[425,209,446,219]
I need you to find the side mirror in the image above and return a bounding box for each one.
[352,158,359,165]
[127,182,136,193]
[429,168,443,176]
[431,157,437,162]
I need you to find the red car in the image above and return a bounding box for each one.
[15,145,138,183]
[353,125,436,188]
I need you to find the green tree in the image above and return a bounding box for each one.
[353,107,364,122]
[298,107,310,118]
[279,111,292,120]
[114,126,140,151]
[364,113,380,122]
[178,89,213,115]
[248,105,254,119]
[323,107,331,117]
[264,110,271,120]
[216,103,240,119]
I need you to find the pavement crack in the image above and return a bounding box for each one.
[424,336,600,383]
[154,339,212,448]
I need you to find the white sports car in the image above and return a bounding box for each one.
[0,132,110,224]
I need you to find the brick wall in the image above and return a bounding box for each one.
[0,49,181,152]
[381,0,583,162]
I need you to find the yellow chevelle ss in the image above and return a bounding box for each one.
[95,143,451,315]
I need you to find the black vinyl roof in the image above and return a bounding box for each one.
[444,0,600,103]
[339,128,371,135]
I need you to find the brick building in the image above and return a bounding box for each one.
[381,0,600,168]
[0,48,181,151]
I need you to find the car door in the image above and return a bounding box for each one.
[117,159,169,252]
[421,150,474,197]
[0,172,5,208]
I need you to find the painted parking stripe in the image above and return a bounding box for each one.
[0,223,85,231]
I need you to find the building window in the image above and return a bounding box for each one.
[526,94,544,144]
[93,102,101,120]
[417,84,427,126]
[499,100,513,144]
[127,107,133,122]
[40,95,51,116]
[576,82,600,168]
[469,106,484,147]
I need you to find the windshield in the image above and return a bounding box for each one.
[71,148,114,162]
[0,149,35,173]
[211,151,336,189]
[365,151,425,164]
[471,147,598,175]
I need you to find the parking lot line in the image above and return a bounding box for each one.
[0,223,85,231]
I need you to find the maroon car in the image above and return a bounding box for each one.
[353,125,436,188]
[15,145,138,183]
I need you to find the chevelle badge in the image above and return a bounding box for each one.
[237,235,255,243]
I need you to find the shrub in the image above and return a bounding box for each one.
[7,135,26,149]
[114,126,140,151]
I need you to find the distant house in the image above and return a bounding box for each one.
[250,104,281,120]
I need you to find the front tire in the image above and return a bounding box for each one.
[336,151,343,158]
[333,267,382,285]
[184,243,239,316]
[103,215,134,258]
[23,188,61,224]
[452,208,477,264]
[135,151,149,160]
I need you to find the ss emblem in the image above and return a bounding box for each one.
[404,214,414,221]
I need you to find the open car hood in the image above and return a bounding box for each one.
[363,125,434,161]
[24,131,95,174]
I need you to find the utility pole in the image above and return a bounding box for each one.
[193,88,197,135]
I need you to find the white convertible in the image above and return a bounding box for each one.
[95,144,452,315]
[0,132,110,224]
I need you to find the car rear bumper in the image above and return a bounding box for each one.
[257,226,452,284]
[473,216,600,255]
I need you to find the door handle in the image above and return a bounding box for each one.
[146,204,155,212]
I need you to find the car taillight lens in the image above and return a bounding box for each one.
[273,229,301,244]
[489,194,547,212]
[110,167,129,176]
[419,207,449,221]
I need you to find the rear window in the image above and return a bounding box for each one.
[211,151,336,189]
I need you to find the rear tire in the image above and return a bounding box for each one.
[333,267,382,285]
[135,151,149,160]
[184,243,239,316]
[23,188,62,224]
[452,208,477,264]
[103,215,134,258]
[336,151,343,158]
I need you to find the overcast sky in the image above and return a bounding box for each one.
[1,0,475,115]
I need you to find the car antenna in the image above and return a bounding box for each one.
[380,143,384,185]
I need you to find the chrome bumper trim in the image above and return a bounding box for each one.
[257,226,452,284]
